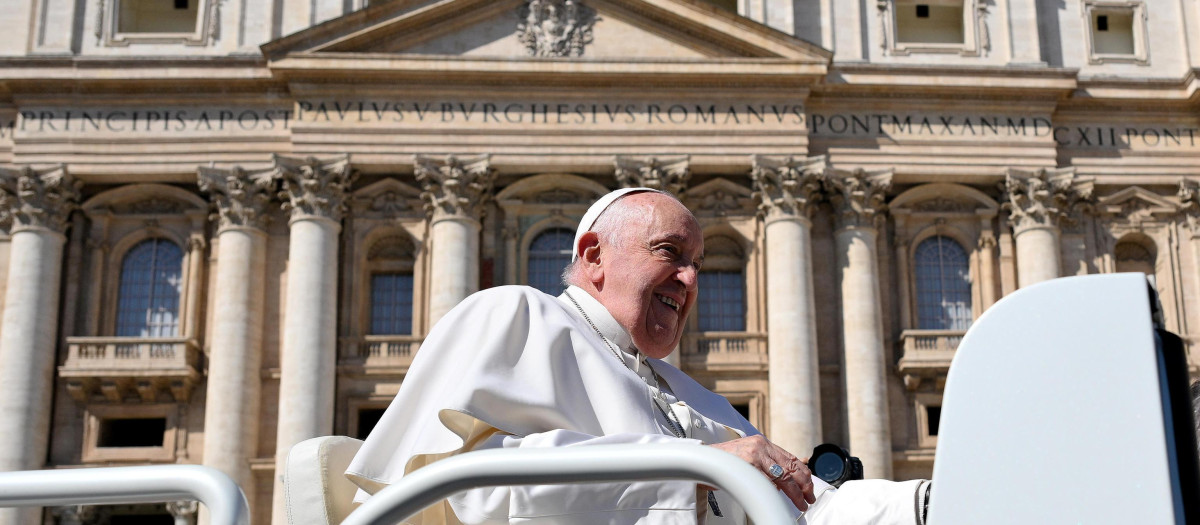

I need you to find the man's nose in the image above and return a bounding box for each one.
[676,261,698,288]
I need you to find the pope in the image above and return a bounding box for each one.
[347,188,929,524]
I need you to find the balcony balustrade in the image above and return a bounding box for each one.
[897,329,965,391]
[339,335,423,375]
[60,337,202,403]
[682,332,767,371]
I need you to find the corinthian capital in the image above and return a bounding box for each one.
[614,156,691,195]
[750,155,826,220]
[826,167,893,230]
[197,165,275,232]
[414,154,496,221]
[274,154,356,223]
[1003,168,1093,234]
[0,165,81,234]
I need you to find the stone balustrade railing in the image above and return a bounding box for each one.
[339,335,423,373]
[682,332,768,371]
[897,329,966,391]
[60,337,202,402]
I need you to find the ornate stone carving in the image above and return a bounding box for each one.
[910,197,975,213]
[1003,168,1093,235]
[197,166,275,231]
[0,165,81,234]
[750,155,826,219]
[534,188,580,204]
[414,154,496,221]
[614,156,691,195]
[369,191,412,214]
[516,0,597,57]
[826,167,893,230]
[274,154,356,223]
[111,197,189,215]
[1177,178,1200,238]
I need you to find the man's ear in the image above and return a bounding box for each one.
[578,231,603,281]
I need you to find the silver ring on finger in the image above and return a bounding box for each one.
[767,463,785,481]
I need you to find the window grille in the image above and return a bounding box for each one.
[115,239,183,337]
[528,228,574,296]
[914,236,972,330]
[370,273,414,335]
[698,271,744,332]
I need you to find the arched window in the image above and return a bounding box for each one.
[1114,239,1156,277]
[115,239,184,337]
[528,228,573,296]
[368,235,416,335]
[697,235,745,332]
[914,236,972,330]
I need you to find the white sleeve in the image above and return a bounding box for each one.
[445,429,704,525]
[803,479,930,525]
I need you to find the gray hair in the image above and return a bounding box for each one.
[561,191,678,287]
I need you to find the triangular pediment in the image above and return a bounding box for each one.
[263,0,830,63]
[1097,186,1178,216]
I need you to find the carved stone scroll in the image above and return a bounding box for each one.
[1003,168,1094,235]
[414,154,496,221]
[826,167,893,230]
[274,154,356,223]
[614,156,691,196]
[197,166,275,232]
[0,165,81,234]
[750,155,826,220]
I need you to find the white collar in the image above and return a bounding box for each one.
[559,286,643,371]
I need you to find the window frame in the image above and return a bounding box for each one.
[82,404,179,463]
[914,392,942,449]
[879,0,988,57]
[911,234,973,331]
[100,0,217,47]
[1082,1,1149,65]
[360,232,419,338]
[524,226,575,296]
[114,237,186,338]
[103,229,197,339]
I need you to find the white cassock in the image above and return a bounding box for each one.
[346,285,928,524]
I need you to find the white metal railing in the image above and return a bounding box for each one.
[342,444,796,525]
[0,465,249,525]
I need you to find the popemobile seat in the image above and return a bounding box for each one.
[283,435,364,525]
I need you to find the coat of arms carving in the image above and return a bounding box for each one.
[517,0,598,57]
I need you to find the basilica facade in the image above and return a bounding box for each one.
[1,0,1199,523]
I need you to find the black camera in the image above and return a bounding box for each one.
[809,443,863,488]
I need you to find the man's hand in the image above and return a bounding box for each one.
[708,435,816,511]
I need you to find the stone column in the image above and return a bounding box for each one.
[616,155,691,368]
[197,166,274,518]
[415,155,496,326]
[271,155,355,523]
[750,155,825,455]
[0,166,80,525]
[827,167,894,479]
[978,232,999,308]
[1004,168,1092,288]
[1177,180,1200,322]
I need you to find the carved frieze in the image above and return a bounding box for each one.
[516,0,598,57]
[0,165,81,234]
[826,167,893,230]
[197,166,275,231]
[750,155,826,219]
[614,156,691,195]
[1003,168,1093,235]
[274,154,356,223]
[414,154,496,221]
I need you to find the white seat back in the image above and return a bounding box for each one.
[284,436,364,525]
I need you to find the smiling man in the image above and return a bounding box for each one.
[346,188,928,524]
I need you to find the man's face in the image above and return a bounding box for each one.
[592,193,703,359]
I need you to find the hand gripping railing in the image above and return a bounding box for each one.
[342,443,797,525]
[0,464,250,525]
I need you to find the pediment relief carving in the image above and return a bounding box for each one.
[1096,187,1177,221]
[82,184,208,217]
[907,197,977,213]
[352,178,423,217]
[684,177,754,217]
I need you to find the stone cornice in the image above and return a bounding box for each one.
[750,155,826,220]
[274,154,356,223]
[614,155,690,196]
[1002,167,1094,234]
[197,165,275,232]
[414,154,496,221]
[826,166,892,231]
[0,165,81,235]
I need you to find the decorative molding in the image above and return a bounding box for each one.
[110,197,190,215]
[878,0,989,57]
[0,165,81,235]
[197,166,275,232]
[516,0,598,57]
[414,154,496,221]
[750,155,826,219]
[614,156,691,195]
[826,167,893,230]
[1082,0,1150,66]
[274,154,356,223]
[1003,168,1094,235]
[367,234,416,261]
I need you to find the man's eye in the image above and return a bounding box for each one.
[656,245,679,256]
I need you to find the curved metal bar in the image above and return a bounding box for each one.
[343,443,796,525]
[0,464,250,525]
